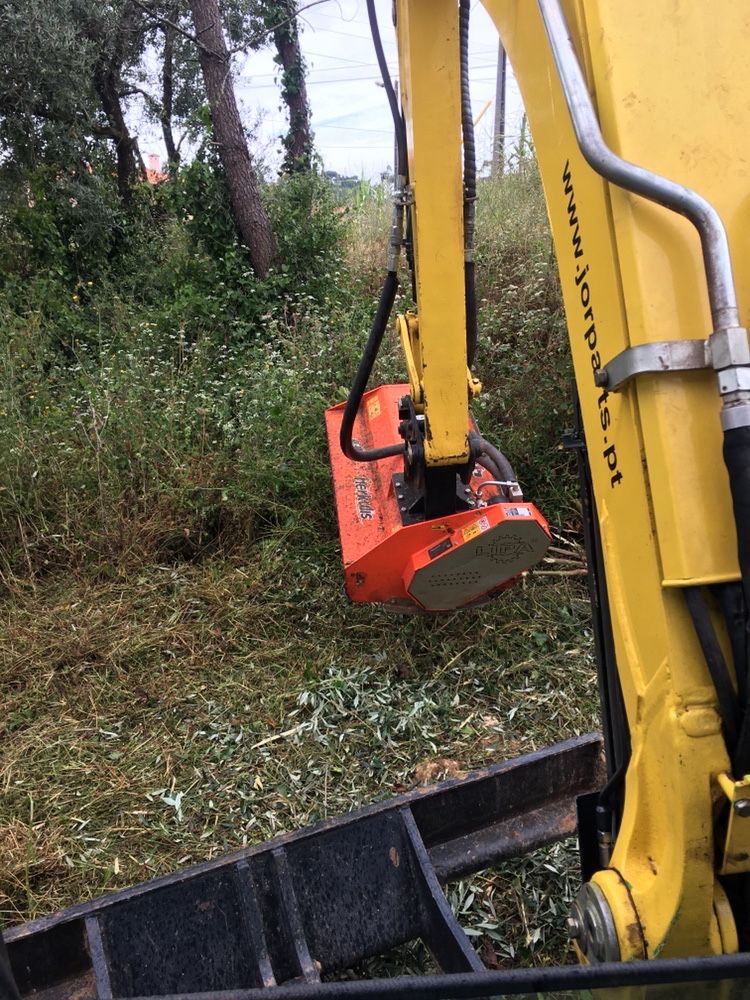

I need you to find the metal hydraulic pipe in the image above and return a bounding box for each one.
[537,1,750,686]
[536,0,741,336]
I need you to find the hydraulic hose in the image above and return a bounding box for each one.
[367,0,406,180]
[340,2,409,464]
[685,587,740,754]
[716,582,748,707]
[465,262,477,368]
[469,432,517,484]
[722,426,750,773]
[538,0,741,333]
[459,0,478,368]
[367,0,415,300]
[349,0,480,467]
[476,453,502,481]
[404,200,416,303]
[339,270,404,463]
[724,427,750,614]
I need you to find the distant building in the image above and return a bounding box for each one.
[145,153,168,185]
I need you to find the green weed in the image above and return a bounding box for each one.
[0,165,597,971]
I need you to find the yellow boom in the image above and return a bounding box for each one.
[395,0,750,962]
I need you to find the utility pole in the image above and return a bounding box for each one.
[492,37,507,176]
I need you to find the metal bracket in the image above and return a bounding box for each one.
[594,340,709,391]
[394,183,414,207]
[717,772,750,876]
[594,336,750,395]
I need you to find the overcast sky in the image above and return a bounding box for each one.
[136,0,525,180]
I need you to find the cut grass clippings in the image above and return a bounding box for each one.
[1,548,598,968]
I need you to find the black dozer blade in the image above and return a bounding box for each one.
[6,734,750,998]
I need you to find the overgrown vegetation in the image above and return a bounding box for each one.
[0,152,599,971]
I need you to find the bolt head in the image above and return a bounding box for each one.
[566,915,582,940]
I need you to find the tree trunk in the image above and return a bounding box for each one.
[86,0,142,201]
[161,17,179,170]
[271,1,312,173]
[93,58,140,201]
[190,0,277,278]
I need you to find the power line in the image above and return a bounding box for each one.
[300,6,366,26]
[302,24,381,43]
[312,129,528,154]
[239,61,496,83]
[238,62,396,82]
[304,49,374,66]
[239,73,497,89]
[315,122,393,133]
[315,102,386,125]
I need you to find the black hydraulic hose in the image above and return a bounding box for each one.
[340,2,409,465]
[459,0,476,201]
[366,0,406,180]
[684,586,740,755]
[405,207,416,303]
[476,453,502,481]
[716,582,748,707]
[723,426,750,614]
[465,261,477,368]
[721,427,750,772]
[366,0,415,301]
[459,0,478,368]
[469,432,516,484]
[732,707,750,778]
[339,271,404,463]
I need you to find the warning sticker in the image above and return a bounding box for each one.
[505,507,531,518]
[461,515,490,543]
[367,397,381,419]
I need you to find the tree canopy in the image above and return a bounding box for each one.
[0,0,314,270]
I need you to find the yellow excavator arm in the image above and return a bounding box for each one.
[334,0,750,964]
[9,3,750,995]
[485,0,750,961]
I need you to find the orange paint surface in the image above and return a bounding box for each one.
[325,384,550,611]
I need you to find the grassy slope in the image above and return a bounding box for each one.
[0,165,599,970]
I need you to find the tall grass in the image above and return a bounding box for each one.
[0,165,597,969]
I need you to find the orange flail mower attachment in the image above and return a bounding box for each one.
[325,384,551,612]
